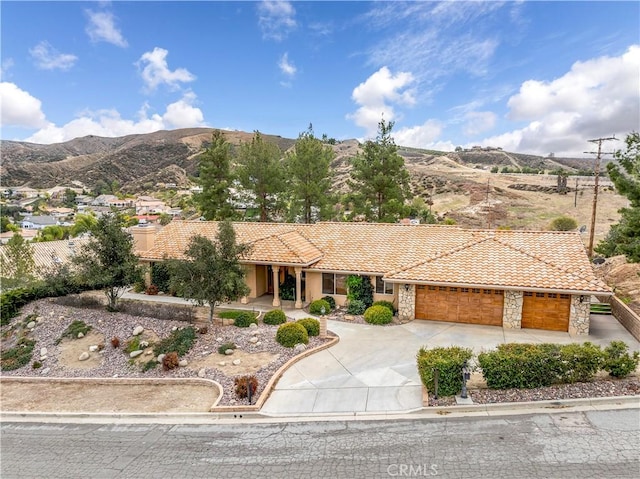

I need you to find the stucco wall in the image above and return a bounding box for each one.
[255,265,267,297]
[569,294,591,335]
[503,290,523,329]
[305,272,324,304]
[243,264,257,299]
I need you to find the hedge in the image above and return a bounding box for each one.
[416,346,473,397]
[309,299,331,315]
[276,322,309,348]
[296,318,320,336]
[364,305,393,325]
[263,309,287,326]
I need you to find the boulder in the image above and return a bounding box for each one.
[249,323,258,329]
[40,347,48,356]
[145,349,153,355]
[40,356,47,361]
[256,342,262,346]
[216,337,223,342]
[218,361,227,366]
[26,321,36,329]
[248,337,259,344]
[129,350,143,358]
[157,354,166,363]
[293,343,307,353]
[140,340,149,348]
[224,349,234,355]
[41,368,50,375]
[77,332,84,338]
[179,359,188,367]
[132,326,144,336]
[232,359,241,366]
[78,352,90,361]
[172,326,178,331]
[89,345,99,352]
[198,368,206,378]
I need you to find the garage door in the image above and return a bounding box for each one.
[415,286,504,326]
[521,292,570,331]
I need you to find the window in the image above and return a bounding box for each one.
[524,292,533,297]
[560,294,570,299]
[428,286,436,291]
[536,292,545,298]
[472,288,481,294]
[375,276,393,295]
[322,273,347,295]
[439,286,447,292]
[461,288,469,293]
[449,287,458,293]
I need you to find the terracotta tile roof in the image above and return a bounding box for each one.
[141,221,610,294]
[0,238,90,278]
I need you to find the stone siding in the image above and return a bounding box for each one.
[569,295,590,335]
[398,284,415,322]
[503,290,523,329]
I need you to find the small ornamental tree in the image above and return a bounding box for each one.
[0,233,36,289]
[169,220,250,323]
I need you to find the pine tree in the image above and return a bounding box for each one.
[194,130,235,220]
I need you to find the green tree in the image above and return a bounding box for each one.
[236,131,287,222]
[194,130,235,220]
[69,213,98,237]
[285,126,335,223]
[168,220,250,323]
[596,132,640,262]
[158,213,172,226]
[34,225,70,242]
[62,188,77,208]
[549,216,578,231]
[348,119,411,222]
[0,233,36,289]
[72,213,141,311]
[0,216,18,233]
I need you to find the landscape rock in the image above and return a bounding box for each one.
[26,321,36,329]
[78,352,90,361]
[157,354,166,363]
[344,315,355,321]
[179,359,188,367]
[216,337,223,342]
[224,349,234,355]
[218,361,226,367]
[232,359,242,366]
[40,356,47,361]
[129,350,143,358]
[249,323,258,329]
[40,347,48,356]
[145,349,153,355]
[198,368,206,378]
[36,316,43,322]
[248,337,259,344]
[140,340,149,348]
[172,326,178,331]
[89,345,99,352]
[41,368,50,375]
[256,342,262,346]
[293,343,307,353]
[77,332,84,338]
[132,326,144,336]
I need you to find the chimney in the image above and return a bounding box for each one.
[130,225,158,254]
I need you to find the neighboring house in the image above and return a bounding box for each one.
[46,207,75,218]
[135,196,167,215]
[0,237,89,275]
[137,221,612,335]
[11,186,40,199]
[92,195,133,209]
[20,215,58,230]
[0,229,39,244]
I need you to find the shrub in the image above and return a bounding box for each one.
[198,326,208,335]
[296,318,320,336]
[416,346,473,397]
[347,275,374,308]
[478,343,563,389]
[276,322,309,348]
[1,338,36,371]
[279,275,296,301]
[263,309,287,326]
[218,310,258,320]
[162,351,179,371]
[218,342,237,355]
[32,360,42,369]
[234,375,258,400]
[145,284,159,295]
[111,336,120,348]
[347,299,366,315]
[603,341,640,378]
[309,299,331,315]
[153,327,197,357]
[125,336,142,354]
[372,300,395,314]
[233,311,258,328]
[151,261,172,293]
[364,305,393,325]
[56,320,92,345]
[142,360,158,372]
[132,280,146,294]
[558,342,604,383]
[321,296,336,310]
[550,216,578,231]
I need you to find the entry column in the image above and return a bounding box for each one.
[272,265,281,307]
[294,267,303,309]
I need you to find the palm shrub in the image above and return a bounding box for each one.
[276,322,309,348]
[372,300,395,314]
[603,341,640,377]
[263,309,286,326]
[296,318,320,336]
[364,305,393,325]
[309,299,331,315]
[416,346,473,397]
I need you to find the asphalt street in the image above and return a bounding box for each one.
[1,409,639,478]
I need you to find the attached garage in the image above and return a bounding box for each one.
[415,285,504,326]
[521,292,571,331]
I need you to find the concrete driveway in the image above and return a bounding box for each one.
[261,314,640,416]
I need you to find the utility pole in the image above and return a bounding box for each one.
[584,136,617,257]
[574,177,579,208]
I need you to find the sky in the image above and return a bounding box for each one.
[1,1,639,157]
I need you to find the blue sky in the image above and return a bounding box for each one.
[1,1,638,156]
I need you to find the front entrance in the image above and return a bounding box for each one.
[521,292,570,331]
[415,285,504,326]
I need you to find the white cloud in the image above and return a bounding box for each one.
[136,47,196,92]
[480,45,640,156]
[347,67,415,137]
[0,82,47,128]
[85,9,128,47]
[258,1,297,41]
[394,120,443,148]
[278,52,296,77]
[29,41,78,71]
[0,58,14,80]
[23,92,206,144]
[463,111,497,136]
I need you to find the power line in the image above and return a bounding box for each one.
[584,136,617,257]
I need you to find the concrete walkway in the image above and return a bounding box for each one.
[262,314,640,416]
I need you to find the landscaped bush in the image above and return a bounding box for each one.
[558,342,604,383]
[125,336,143,354]
[364,305,393,325]
[296,318,320,336]
[234,375,258,400]
[151,261,172,293]
[162,351,179,371]
[218,342,237,355]
[218,310,258,320]
[142,360,158,372]
[263,309,287,326]
[478,343,564,389]
[347,299,366,315]
[32,360,42,369]
[372,300,395,314]
[145,284,159,295]
[276,322,309,348]
[1,337,36,371]
[233,311,258,328]
[416,346,473,397]
[55,320,92,345]
[321,296,336,310]
[603,341,640,378]
[309,299,331,315]
[153,327,196,357]
[346,275,374,308]
[279,275,296,301]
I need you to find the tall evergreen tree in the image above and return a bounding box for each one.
[194,130,235,220]
[236,131,287,222]
[348,118,411,222]
[286,126,335,223]
[596,132,640,262]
